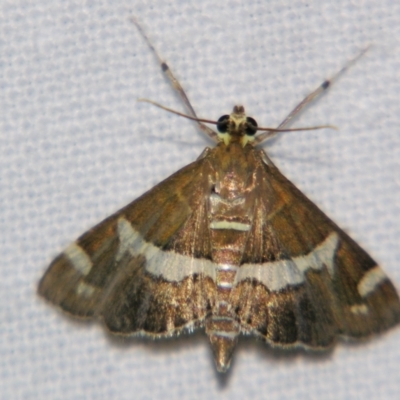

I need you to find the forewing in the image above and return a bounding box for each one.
[38,156,217,337]
[233,155,400,348]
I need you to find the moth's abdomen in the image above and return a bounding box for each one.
[206,188,253,372]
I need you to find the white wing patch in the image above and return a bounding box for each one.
[117,218,217,282]
[350,304,369,315]
[357,266,387,297]
[64,243,93,276]
[235,232,340,291]
[116,219,341,290]
[75,281,97,297]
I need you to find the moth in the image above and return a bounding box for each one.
[38,21,400,373]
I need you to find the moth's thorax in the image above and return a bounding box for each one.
[210,142,258,199]
[206,142,260,266]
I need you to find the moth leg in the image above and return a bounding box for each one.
[278,46,370,129]
[131,17,218,142]
[255,46,370,144]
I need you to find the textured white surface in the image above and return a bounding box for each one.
[2,1,400,399]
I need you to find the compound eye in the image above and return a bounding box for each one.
[217,115,230,133]
[245,117,258,136]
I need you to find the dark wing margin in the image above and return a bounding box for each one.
[38,158,217,337]
[232,159,400,348]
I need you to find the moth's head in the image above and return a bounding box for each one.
[216,105,258,147]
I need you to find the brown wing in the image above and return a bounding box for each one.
[232,155,400,348]
[38,156,217,337]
